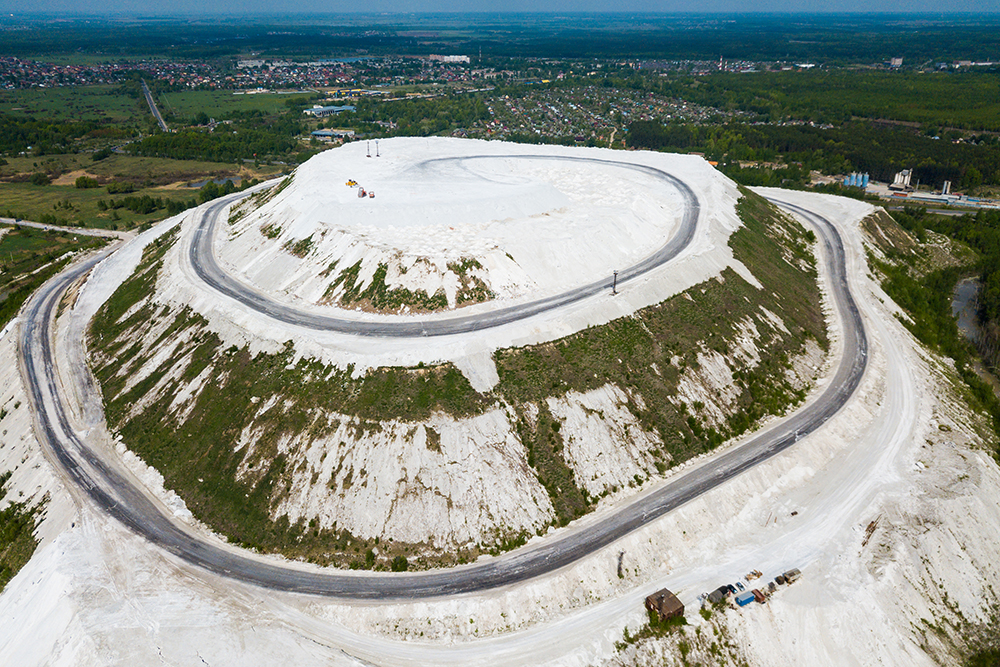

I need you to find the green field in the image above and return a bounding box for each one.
[0,85,143,123]
[159,90,316,121]
[0,181,187,229]
[0,153,283,230]
[0,153,259,183]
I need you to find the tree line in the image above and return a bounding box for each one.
[627,120,1000,189]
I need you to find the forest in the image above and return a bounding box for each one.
[649,70,1000,132]
[4,15,1000,63]
[0,113,108,156]
[627,120,1000,189]
[126,112,304,163]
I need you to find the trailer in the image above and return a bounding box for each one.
[735,591,755,607]
[783,568,801,584]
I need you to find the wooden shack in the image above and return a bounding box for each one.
[645,588,684,621]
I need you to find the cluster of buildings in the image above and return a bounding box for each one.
[0,57,216,90]
[0,54,496,92]
[634,58,817,74]
[474,85,749,142]
[229,59,361,89]
[858,169,1000,210]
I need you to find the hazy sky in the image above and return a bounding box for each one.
[2,0,999,15]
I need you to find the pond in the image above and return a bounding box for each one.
[951,277,982,345]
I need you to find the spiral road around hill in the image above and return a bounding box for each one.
[18,154,867,599]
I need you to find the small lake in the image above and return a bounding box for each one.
[951,278,982,345]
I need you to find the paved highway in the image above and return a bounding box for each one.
[18,164,867,599]
[141,79,169,133]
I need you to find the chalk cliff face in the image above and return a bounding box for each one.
[217,137,690,313]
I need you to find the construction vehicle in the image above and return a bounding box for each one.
[346,180,358,187]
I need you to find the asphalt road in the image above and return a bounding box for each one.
[141,79,169,133]
[19,169,867,599]
[190,154,701,336]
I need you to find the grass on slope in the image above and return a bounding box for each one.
[89,188,826,565]
[0,223,108,329]
[0,472,44,592]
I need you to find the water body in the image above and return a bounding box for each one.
[952,277,982,345]
[951,277,1000,399]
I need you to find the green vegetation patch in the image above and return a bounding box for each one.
[159,90,312,121]
[862,209,919,260]
[324,260,449,313]
[616,610,688,650]
[0,223,107,328]
[514,403,588,525]
[282,234,313,258]
[321,256,493,313]
[0,472,45,592]
[0,85,142,123]
[89,188,826,563]
[867,207,1000,455]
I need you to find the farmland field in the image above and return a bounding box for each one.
[159,89,316,120]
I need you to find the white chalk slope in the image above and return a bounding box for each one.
[220,138,691,312]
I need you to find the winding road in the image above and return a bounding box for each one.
[17,156,868,600]
[191,155,702,336]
